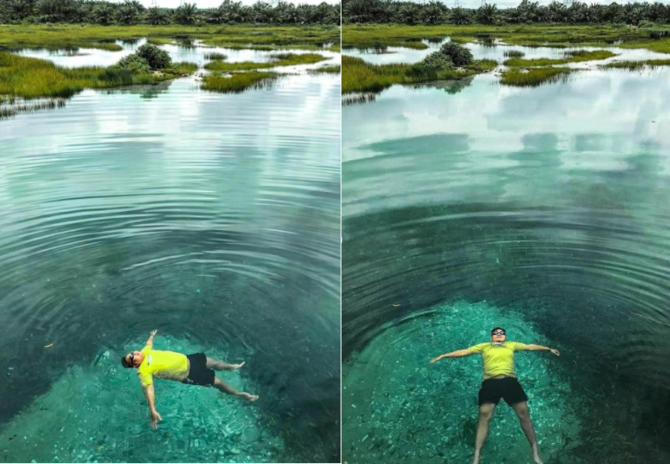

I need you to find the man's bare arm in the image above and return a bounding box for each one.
[145,329,157,348]
[430,349,474,364]
[524,344,560,356]
[143,383,162,429]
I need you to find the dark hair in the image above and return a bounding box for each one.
[121,355,132,368]
[491,327,506,335]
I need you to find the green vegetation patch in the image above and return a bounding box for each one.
[0,25,339,52]
[201,71,277,93]
[504,49,616,67]
[0,52,196,100]
[601,59,670,70]
[204,52,227,61]
[343,24,670,54]
[309,65,341,74]
[500,67,573,87]
[342,55,495,94]
[204,53,327,72]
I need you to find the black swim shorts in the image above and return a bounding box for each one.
[182,353,215,387]
[478,376,529,406]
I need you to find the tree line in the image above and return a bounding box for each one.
[0,0,340,25]
[344,0,670,26]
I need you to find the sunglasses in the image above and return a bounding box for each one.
[492,331,506,336]
[127,352,135,367]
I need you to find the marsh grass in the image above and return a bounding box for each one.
[309,65,341,74]
[503,50,616,67]
[0,25,339,52]
[0,52,197,100]
[204,52,227,61]
[343,24,670,54]
[204,53,326,71]
[201,72,277,93]
[500,67,572,87]
[342,55,496,94]
[146,38,174,46]
[504,50,525,58]
[0,97,66,119]
[601,59,670,70]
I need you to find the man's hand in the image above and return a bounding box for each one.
[149,330,157,338]
[429,355,443,364]
[150,409,162,429]
[550,348,560,356]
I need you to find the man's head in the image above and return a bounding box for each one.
[490,327,506,342]
[121,350,144,368]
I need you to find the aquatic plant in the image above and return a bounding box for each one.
[204,52,227,60]
[136,43,171,70]
[342,55,494,94]
[439,42,474,66]
[115,54,151,74]
[308,65,341,74]
[419,51,454,71]
[601,59,670,70]
[504,50,616,67]
[504,49,525,58]
[500,67,572,87]
[201,71,277,93]
[204,53,327,72]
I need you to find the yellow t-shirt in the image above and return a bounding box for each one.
[137,345,189,387]
[468,341,528,380]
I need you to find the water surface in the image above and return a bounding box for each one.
[343,56,670,463]
[0,42,340,463]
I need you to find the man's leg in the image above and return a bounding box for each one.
[206,357,245,371]
[213,377,259,402]
[511,401,543,464]
[472,402,496,464]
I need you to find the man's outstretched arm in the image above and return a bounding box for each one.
[143,383,162,429]
[524,344,560,356]
[430,349,474,364]
[145,329,157,348]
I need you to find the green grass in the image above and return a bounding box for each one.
[601,59,670,70]
[343,24,670,54]
[204,52,227,60]
[203,53,326,72]
[0,52,196,100]
[0,25,340,52]
[146,37,174,46]
[504,50,525,58]
[309,65,341,74]
[201,71,277,93]
[342,55,495,94]
[500,67,572,87]
[504,50,616,67]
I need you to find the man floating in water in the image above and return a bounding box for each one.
[430,327,559,464]
[122,330,259,429]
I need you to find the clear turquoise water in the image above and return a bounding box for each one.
[0,42,340,462]
[343,64,670,463]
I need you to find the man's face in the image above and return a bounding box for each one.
[125,350,142,367]
[491,330,506,342]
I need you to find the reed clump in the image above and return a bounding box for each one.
[309,65,341,74]
[204,52,227,60]
[500,67,572,87]
[201,72,277,93]
[204,53,326,71]
[504,49,616,67]
[601,59,670,70]
[504,50,525,58]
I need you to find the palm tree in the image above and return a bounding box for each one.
[174,2,198,25]
[145,6,170,26]
[116,0,143,25]
[93,2,115,25]
[477,3,498,25]
[450,6,471,25]
[422,0,448,25]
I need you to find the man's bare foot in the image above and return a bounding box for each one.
[231,361,245,369]
[472,451,480,464]
[240,392,258,402]
[532,447,543,464]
